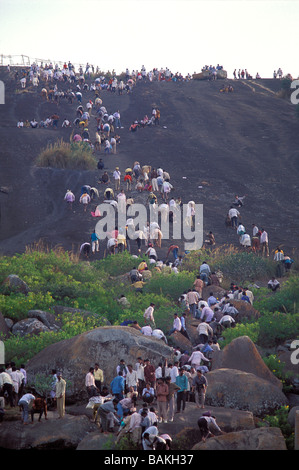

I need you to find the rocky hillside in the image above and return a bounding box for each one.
[0,68,298,258]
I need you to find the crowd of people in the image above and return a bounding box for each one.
[232,67,284,80]
[1,60,292,449]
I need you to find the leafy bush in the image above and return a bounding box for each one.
[35,139,96,170]
[258,311,299,347]
[215,252,276,283]
[3,312,102,364]
[93,252,144,277]
[143,271,194,300]
[262,354,294,392]
[254,276,299,314]
[220,321,260,348]
[0,291,55,320]
[181,245,276,283]
[259,406,294,450]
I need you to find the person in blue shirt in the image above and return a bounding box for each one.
[110,372,125,400]
[241,291,250,303]
[175,368,188,413]
[207,292,217,307]
[91,230,100,254]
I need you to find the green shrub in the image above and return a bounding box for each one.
[254,276,299,314]
[259,406,294,450]
[0,291,55,320]
[215,252,276,283]
[143,271,194,300]
[3,312,102,364]
[258,311,299,347]
[35,139,96,170]
[181,245,276,283]
[93,252,144,277]
[262,354,294,392]
[220,321,260,348]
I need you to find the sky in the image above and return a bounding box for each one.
[0,0,298,78]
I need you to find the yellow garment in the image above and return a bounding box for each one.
[94,368,104,382]
[138,261,147,271]
[132,281,145,289]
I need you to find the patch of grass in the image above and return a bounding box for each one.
[182,245,276,283]
[35,139,96,170]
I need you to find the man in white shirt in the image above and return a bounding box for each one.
[135,358,145,399]
[252,224,259,236]
[200,306,214,323]
[126,365,138,391]
[107,237,117,254]
[155,363,163,380]
[169,362,179,383]
[141,325,153,336]
[143,303,156,329]
[197,322,214,344]
[260,229,269,257]
[186,289,200,317]
[268,277,280,291]
[10,367,24,403]
[85,367,97,398]
[219,314,236,328]
[113,167,121,191]
[240,233,251,247]
[145,245,157,261]
[228,206,240,229]
[152,329,167,343]
[0,369,14,407]
[188,348,210,369]
[18,393,36,424]
[168,313,182,335]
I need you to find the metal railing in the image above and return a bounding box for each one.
[0,54,93,71]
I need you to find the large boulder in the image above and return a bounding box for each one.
[192,427,287,450]
[211,336,282,388]
[230,300,260,322]
[185,315,201,347]
[26,326,174,400]
[205,368,288,416]
[1,274,30,295]
[76,432,117,450]
[0,414,96,450]
[287,405,299,428]
[193,70,227,80]
[158,403,255,437]
[202,285,226,301]
[167,330,193,352]
[0,311,10,338]
[277,348,299,392]
[28,310,60,331]
[11,318,51,337]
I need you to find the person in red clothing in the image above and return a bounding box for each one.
[144,359,156,389]
[124,173,132,191]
